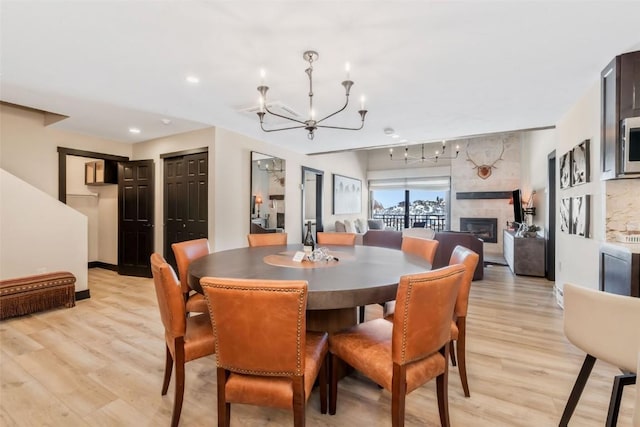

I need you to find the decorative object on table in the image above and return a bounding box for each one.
[571,195,590,238]
[389,140,459,164]
[332,174,361,215]
[308,247,338,263]
[523,224,540,238]
[303,221,315,253]
[559,151,572,189]
[560,198,571,233]
[571,139,590,186]
[255,50,367,140]
[465,139,505,179]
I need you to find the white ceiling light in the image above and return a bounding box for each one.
[185,75,200,84]
[129,127,141,134]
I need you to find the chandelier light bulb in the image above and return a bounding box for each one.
[260,68,266,83]
[345,62,351,79]
[360,95,365,110]
[258,96,265,112]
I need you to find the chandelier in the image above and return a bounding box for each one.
[389,141,460,164]
[256,50,368,140]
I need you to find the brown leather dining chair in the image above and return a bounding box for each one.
[171,238,210,314]
[247,232,288,247]
[200,277,329,427]
[382,236,440,320]
[316,232,356,246]
[448,245,480,397]
[329,265,465,427]
[401,235,439,264]
[384,245,479,398]
[150,253,216,427]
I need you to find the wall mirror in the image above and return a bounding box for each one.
[250,152,286,233]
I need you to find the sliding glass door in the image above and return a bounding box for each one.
[369,177,450,231]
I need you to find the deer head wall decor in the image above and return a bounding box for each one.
[465,140,505,179]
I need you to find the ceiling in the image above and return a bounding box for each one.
[1,2,639,155]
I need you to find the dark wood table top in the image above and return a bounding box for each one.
[188,244,431,310]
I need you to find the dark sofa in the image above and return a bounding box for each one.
[362,229,484,280]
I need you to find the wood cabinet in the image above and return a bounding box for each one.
[600,50,640,180]
[503,230,546,277]
[599,243,640,297]
[85,160,117,185]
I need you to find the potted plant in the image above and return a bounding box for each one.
[524,224,540,238]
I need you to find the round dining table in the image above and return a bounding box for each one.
[188,243,431,332]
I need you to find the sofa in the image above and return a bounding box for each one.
[361,229,484,280]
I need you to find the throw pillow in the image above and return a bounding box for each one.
[335,220,346,232]
[354,218,367,234]
[368,219,385,230]
[344,219,356,233]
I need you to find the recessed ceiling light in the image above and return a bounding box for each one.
[161,118,172,125]
[186,75,200,84]
[383,127,395,135]
[129,127,141,134]
[391,134,400,139]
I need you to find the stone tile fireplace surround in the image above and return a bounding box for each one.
[450,133,522,255]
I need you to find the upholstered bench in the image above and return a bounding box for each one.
[0,272,76,320]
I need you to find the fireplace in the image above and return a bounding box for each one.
[460,218,498,243]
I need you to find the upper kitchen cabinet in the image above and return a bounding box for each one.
[620,52,640,119]
[601,50,640,180]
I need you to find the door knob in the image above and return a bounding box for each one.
[182,223,186,228]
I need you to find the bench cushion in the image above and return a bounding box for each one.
[0,272,76,319]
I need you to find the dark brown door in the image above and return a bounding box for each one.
[164,151,208,269]
[118,160,154,277]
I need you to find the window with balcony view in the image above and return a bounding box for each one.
[369,177,450,231]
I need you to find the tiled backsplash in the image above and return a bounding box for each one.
[605,178,640,242]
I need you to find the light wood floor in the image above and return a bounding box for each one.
[0,265,636,426]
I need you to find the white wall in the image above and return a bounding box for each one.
[0,169,88,291]
[521,129,557,233]
[65,155,118,264]
[213,127,368,251]
[0,103,132,198]
[553,82,605,291]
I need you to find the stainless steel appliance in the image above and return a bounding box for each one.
[621,116,640,174]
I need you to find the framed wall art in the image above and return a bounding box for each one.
[559,151,571,189]
[332,174,361,214]
[571,139,590,186]
[560,197,571,233]
[571,195,590,238]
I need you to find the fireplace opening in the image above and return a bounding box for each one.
[460,218,498,243]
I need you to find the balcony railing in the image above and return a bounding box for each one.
[372,213,447,231]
